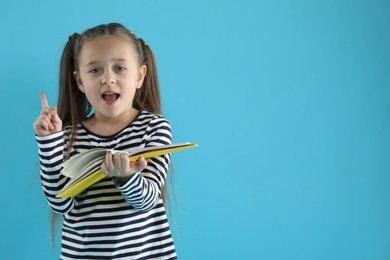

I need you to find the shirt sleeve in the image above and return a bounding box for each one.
[36,131,75,214]
[114,115,172,211]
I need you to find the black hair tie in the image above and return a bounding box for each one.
[68,32,80,42]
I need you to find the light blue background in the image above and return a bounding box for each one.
[0,0,389,259]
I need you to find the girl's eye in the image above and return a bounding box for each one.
[116,66,126,72]
[89,68,102,74]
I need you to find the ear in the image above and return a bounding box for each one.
[136,65,147,89]
[73,71,85,92]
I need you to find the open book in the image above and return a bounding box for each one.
[56,142,198,198]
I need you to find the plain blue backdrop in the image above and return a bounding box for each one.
[0,0,389,259]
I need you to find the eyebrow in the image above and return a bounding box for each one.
[86,58,129,66]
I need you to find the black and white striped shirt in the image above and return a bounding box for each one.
[36,110,177,260]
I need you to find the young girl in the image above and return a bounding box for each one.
[33,23,177,259]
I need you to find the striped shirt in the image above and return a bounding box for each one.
[36,110,177,260]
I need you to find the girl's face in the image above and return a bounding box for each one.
[74,35,146,121]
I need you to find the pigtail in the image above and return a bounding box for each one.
[57,34,92,159]
[133,39,161,115]
[129,37,174,209]
[133,39,172,208]
[58,35,76,126]
[51,33,92,246]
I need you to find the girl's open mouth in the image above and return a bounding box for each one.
[102,92,119,103]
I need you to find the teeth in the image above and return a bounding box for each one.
[101,92,119,101]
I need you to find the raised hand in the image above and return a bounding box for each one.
[33,92,63,136]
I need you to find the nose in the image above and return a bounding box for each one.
[100,71,116,85]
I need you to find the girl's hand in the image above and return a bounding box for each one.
[101,151,148,179]
[33,92,63,136]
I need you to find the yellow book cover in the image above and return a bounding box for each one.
[56,143,198,198]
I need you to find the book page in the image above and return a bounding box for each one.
[62,148,106,178]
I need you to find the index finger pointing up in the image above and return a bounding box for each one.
[40,92,50,109]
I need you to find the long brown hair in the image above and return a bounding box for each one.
[52,23,169,244]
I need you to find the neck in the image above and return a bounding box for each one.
[83,108,139,136]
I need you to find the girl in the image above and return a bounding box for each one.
[33,23,177,259]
